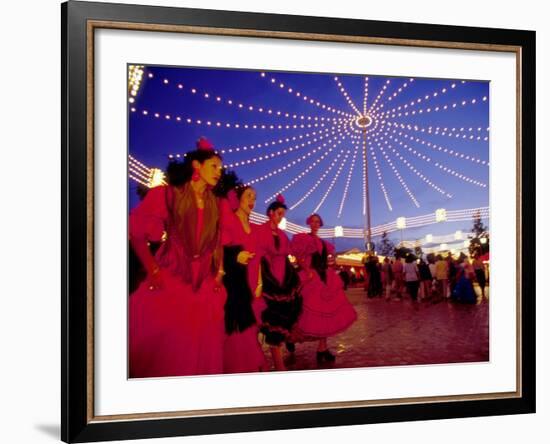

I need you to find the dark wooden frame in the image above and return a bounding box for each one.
[61,1,536,442]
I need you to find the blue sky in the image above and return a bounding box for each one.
[128,65,489,247]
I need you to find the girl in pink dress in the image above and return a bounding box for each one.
[221,185,268,373]
[289,214,357,364]
[255,196,302,371]
[128,139,227,378]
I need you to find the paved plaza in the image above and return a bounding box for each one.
[261,285,489,372]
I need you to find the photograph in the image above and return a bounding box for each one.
[127,65,491,379]
[58,1,536,441]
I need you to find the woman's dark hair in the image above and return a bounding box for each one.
[165,148,222,187]
[266,201,287,215]
[235,185,254,201]
[213,169,242,198]
[306,213,324,227]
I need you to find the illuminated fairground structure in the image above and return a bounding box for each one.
[128,67,489,257]
[128,154,488,258]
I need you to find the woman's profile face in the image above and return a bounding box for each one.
[239,188,256,215]
[308,215,322,232]
[195,156,222,186]
[269,207,286,226]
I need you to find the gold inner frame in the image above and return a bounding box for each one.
[85,19,523,423]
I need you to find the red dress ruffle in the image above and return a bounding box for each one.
[221,210,267,374]
[128,186,227,378]
[290,233,357,340]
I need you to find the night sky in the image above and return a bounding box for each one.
[128,65,489,248]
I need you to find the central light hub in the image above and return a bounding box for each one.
[355,115,373,129]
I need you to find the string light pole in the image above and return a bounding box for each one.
[356,114,374,252]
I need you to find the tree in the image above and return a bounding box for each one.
[468,211,490,256]
[379,231,395,257]
[472,210,488,237]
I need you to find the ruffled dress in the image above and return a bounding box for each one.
[290,233,357,340]
[221,205,267,373]
[255,222,302,346]
[128,185,227,378]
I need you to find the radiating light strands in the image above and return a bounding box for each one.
[385,79,412,104]
[132,107,344,131]
[367,139,393,211]
[150,71,346,124]
[260,72,353,117]
[313,150,350,213]
[337,141,360,218]
[363,77,370,115]
[224,127,343,169]
[387,142,453,198]
[290,149,347,210]
[384,95,488,119]
[386,122,489,143]
[383,134,487,187]
[376,140,420,208]
[368,79,392,114]
[245,135,346,186]
[131,68,488,228]
[334,77,362,117]
[386,128,489,165]
[216,127,335,155]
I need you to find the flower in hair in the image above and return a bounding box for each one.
[276,194,285,204]
[196,136,214,151]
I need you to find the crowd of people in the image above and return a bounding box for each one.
[361,251,489,304]
[128,139,357,378]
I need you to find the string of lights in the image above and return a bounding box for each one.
[289,149,347,210]
[263,130,348,203]
[386,122,490,144]
[362,77,369,115]
[367,79,392,115]
[260,72,354,117]
[128,65,144,103]
[337,140,359,218]
[334,76,363,117]
[376,139,421,208]
[387,128,489,165]
[367,139,393,211]
[224,125,344,169]
[381,80,459,115]
[204,126,336,156]
[369,78,414,117]
[382,134,487,187]
[147,71,347,124]
[245,135,346,186]
[387,142,453,198]
[312,150,350,213]
[384,94,488,119]
[131,106,345,131]
[385,78,413,104]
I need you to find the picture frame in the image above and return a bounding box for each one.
[61,0,536,442]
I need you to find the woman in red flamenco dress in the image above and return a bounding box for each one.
[220,185,268,373]
[255,196,302,371]
[128,139,227,378]
[289,213,357,364]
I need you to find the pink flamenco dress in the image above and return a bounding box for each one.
[220,203,267,374]
[255,222,302,347]
[290,233,357,340]
[128,184,227,378]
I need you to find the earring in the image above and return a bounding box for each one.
[192,169,200,181]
